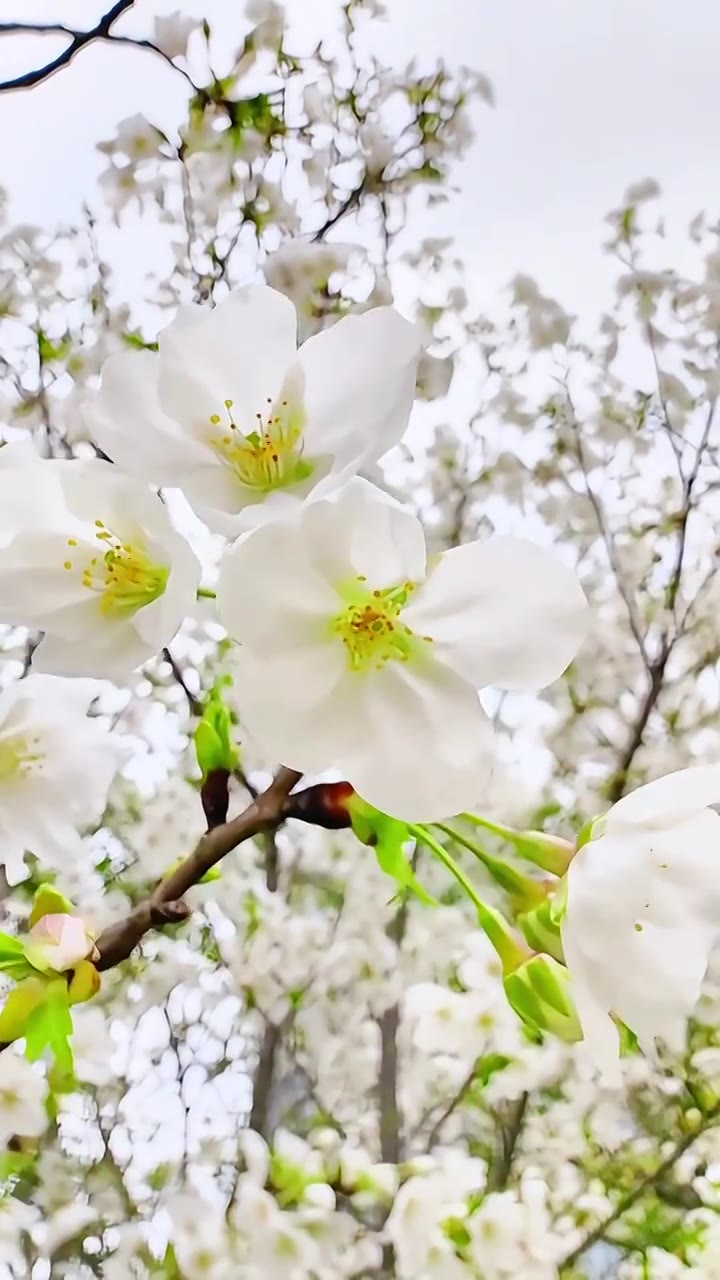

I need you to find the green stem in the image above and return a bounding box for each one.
[410,825,527,973]
[433,822,544,908]
[459,812,572,876]
[197,587,217,600]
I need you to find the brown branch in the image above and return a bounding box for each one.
[94,767,301,971]
[378,1004,401,1164]
[249,1021,281,1136]
[560,1105,720,1270]
[0,2,136,93]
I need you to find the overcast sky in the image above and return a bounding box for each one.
[1,0,719,314]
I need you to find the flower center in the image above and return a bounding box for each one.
[0,734,43,781]
[208,395,313,493]
[333,577,432,671]
[63,522,169,619]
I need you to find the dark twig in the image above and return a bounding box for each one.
[162,647,202,716]
[0,2,136,94]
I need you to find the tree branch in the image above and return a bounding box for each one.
[94,766,301,970]
[0,2,136,94]
[248,828,282,1135]
[377,898,410,1165]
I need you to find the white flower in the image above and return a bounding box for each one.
[0,1051,48,1145]
[562,765,720,1078]
[0,452,200,681]
[84,285,423,535]
[404,983,491,1060]
[152,12,198,60]
[70,1006,118,1086]
[168,1195,233,1278]
[218,479,589,821]
[246,0,285,48]
[0,674,129,884]
[98,114,165,163]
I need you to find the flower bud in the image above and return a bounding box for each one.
[503,954,582,1043]
[26,914,94,974]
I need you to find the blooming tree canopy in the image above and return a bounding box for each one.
[0,3,719,1279]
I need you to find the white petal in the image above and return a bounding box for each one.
[404,536,589,692]
[84,350,204,476]
[0,534,93,626]
[608,764,720,829]
[230,646,352,776]
[302,479,426,589]
[561,950,622,1083]
[218,520,338,657]
[563,823,719,1074]
[33,622,155,682]
[299,308,422,464]
[344,659,496,822]
[158,286,298,433]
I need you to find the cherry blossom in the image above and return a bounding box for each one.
[218,478,589,820]
[0,452,200,680]
[84,285,423,534]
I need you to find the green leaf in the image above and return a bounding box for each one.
[23,980,74,1075]
[0,978,47,1042]
[29,884,74,927]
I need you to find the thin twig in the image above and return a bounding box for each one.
[566,394,649,669]
[312,183,365,243]
[162,646,202,716]
[424,1064,478,1149]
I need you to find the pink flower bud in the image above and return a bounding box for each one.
[28,913,93,972]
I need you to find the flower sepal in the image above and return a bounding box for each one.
[517,896,565,964]
[503,954,582,1043]
[348,795,436,906]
